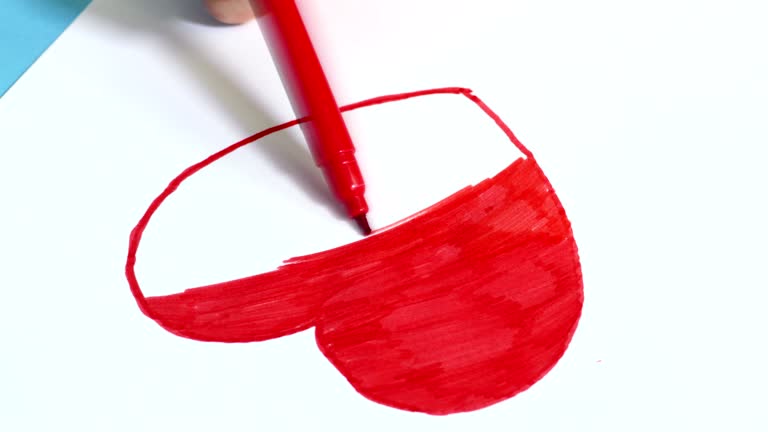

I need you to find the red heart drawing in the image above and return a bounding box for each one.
[126,87,583,415]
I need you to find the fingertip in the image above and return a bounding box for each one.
[205,0,256,25]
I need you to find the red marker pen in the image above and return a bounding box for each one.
[253,0,371,235]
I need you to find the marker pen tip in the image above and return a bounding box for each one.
[354,214,372,236]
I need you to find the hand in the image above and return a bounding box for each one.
[205,0,260,25]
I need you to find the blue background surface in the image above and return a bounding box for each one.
[0,0,91,96]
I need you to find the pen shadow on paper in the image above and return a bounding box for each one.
[75,0,344,219]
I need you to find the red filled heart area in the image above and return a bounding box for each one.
[126,88,583,415]
[316,159,582,414]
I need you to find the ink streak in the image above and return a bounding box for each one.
[125,88,583,415]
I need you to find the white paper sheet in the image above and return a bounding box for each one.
[1,0,766,430]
